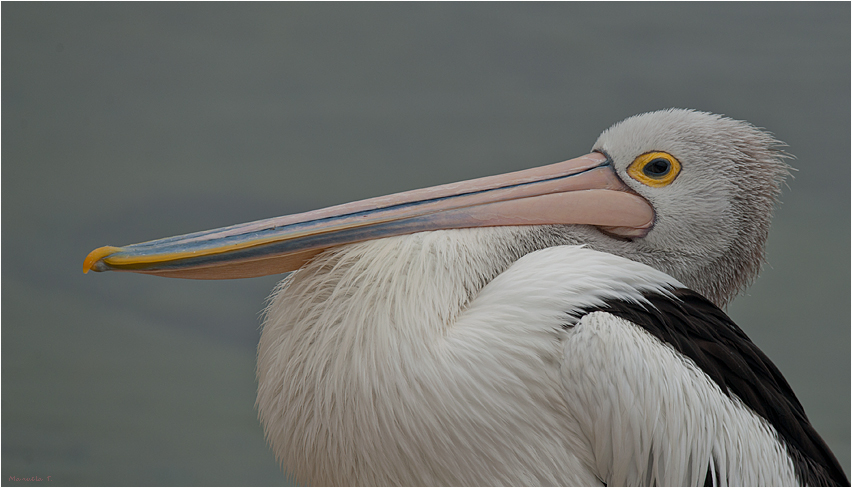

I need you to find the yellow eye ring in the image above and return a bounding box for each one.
[627,151,681,187]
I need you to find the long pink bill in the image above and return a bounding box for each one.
[83,152,654,279]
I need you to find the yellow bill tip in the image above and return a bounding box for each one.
[84,246,123,274]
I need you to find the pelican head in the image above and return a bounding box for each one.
[588,109,790,305]
[84,109,789,308]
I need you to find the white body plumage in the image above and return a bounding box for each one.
[257,233,797,485]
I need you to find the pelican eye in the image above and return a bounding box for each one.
[644,158,670,176]
[627,151,681,187]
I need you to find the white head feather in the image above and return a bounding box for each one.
[591,108,791,305]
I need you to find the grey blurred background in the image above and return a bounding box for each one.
[3,3,849,485]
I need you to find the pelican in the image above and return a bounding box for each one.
[84,109,847,486]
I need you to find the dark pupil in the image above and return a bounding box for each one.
[644,158,671,177]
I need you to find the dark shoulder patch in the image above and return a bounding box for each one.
[583,288,847,486]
